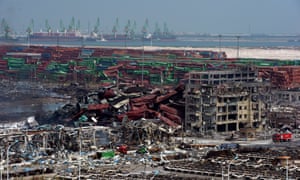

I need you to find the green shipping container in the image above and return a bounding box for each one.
[101,150,115,158]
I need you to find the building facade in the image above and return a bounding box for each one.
[185,66,269,135]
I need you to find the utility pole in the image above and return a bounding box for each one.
[227,162,230,180]
[286,157,289,180]
[117,69,119,90]
[81,37,84,48]
[218,34,222,53]
[218,34,222,60]
[236,35,240,59]
[56,36,59,47]
[78,127,82,180]
[0,150,2,180]
[6,141,18,180]
[6,146,9,180]
[142,39,144,86]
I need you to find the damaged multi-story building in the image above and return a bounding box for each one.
[269,89,300,129]
[184,65,270,135]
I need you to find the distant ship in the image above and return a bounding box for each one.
[0,36,19,43]
[101,34,128,41]
[143,33,177,41]
[287,39,300,42]
[29,31,92,42]
[99,33,177,42]
[25,32,177,43]
[0,31,177,44]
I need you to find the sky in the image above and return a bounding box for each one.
[0,0,300,35]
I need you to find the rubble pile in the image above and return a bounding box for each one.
[165,146,300,179]
[0,125,210,179]
[1,125,300,179]
[36,84,185,143]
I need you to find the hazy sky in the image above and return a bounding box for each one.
[0,0,300,34]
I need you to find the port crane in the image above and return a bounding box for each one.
[68,17,76,32]
[25,19,34,46]
[1,18,11,39]
[124,20,131,39]
[59,19,66,33]
[76,20,80,32]
[92,17,100,37]
[112,18,119,39]
[29,19,34,33]
[26,26,32,36]
[141,18,149,38]
[129,20,136,39]
[45,19,52,33]
[163,22,169,36]
[154,22,161,37]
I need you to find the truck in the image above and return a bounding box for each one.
[218,143,240,150]
[272,132,292,142]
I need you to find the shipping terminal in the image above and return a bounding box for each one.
[0,19,300,180]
